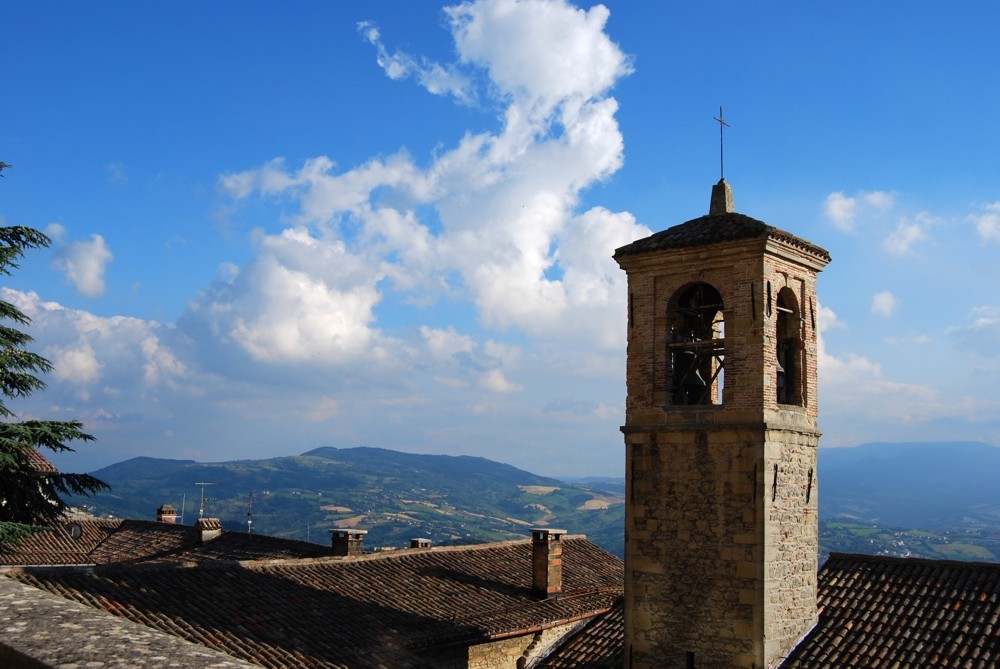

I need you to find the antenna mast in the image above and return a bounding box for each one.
[194,482,214,519]
[247,491,255,534]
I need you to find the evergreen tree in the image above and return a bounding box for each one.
[0,162,109,544]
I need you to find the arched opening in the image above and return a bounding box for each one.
[775,287,803,406]
[667,283,725,406]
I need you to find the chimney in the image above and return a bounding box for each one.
[331,528,367,557]
[156,503,178,524]
[531,528,566,598]
[194,517,222,544]
[410,538,432,549]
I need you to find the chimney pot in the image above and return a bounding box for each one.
[194,517,222,544]
[331,528,367,556]
[156,503,178,524]
[410,538,432,549]
[531,528,566,598]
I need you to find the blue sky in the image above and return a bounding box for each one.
[2,1,999,476]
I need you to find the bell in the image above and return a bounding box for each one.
[682,351,707,387]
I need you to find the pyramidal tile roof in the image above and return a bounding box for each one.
[613,211,830,261]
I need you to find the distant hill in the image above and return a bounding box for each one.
[78,441,1000,561]
[81,446,626,556]
[818,441,1000,530]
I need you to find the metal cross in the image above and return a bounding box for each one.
[714,106,730,180]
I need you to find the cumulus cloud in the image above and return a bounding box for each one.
[187,227,388,365]
[221,0,640,354]
[1,288,192,440]
[970,202,1000,243]
[479,368,522,393]
[49,343,102,385]
[3,0,643,474]
[870,291,897,317]
[52,234,114,297]
[824,190,894,232]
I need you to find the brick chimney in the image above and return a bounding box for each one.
[331,528,366,557]
[531,528,566,598]
[156,503,178,524]
[410,538,432,549]
[194,518,222,544]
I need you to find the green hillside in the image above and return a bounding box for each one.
[79,446,627,556]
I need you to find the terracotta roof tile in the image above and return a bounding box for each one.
[537,595,623,668]
[7,536,623,668]
[781,553,1000,668]
[22,447,59,473]
[0,519,332,566]
[539,552,1000,668]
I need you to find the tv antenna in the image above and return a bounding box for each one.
[713,106,731,180]
[194,482,214,519]
[247,491,255,534]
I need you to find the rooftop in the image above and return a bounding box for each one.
[4,535,623,668]
[613,179,830,262]
[0,518,334,566]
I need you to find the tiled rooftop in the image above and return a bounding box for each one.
[23,446,59,473]
[781,552,1000,668]
[539,552,1000,668]
[0,518,333,566]
[536,595,623,668]
[613,211,830,261]
[6,536,623,668]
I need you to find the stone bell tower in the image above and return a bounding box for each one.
[614,179,830,668]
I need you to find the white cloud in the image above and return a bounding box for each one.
[947,306,1000,360]
[420,326,475,360]
[188,227,388,365]
[50,343,102,385]
[445,0,631,118]
[870,291,897,317]
[479,368,522,393]
[0,0,643,475]
[823,190,894,232]
[45,223,66,242]
[358,20,475,105]
[970,202,1000,243]
[52,234,114,297]
[222,0,638,353]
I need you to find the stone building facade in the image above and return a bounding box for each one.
[614,179,830,668]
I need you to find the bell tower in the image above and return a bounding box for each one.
[614,178,830,668]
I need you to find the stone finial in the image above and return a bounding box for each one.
[709,178,735,215]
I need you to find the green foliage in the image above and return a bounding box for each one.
[0,174,109,544]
